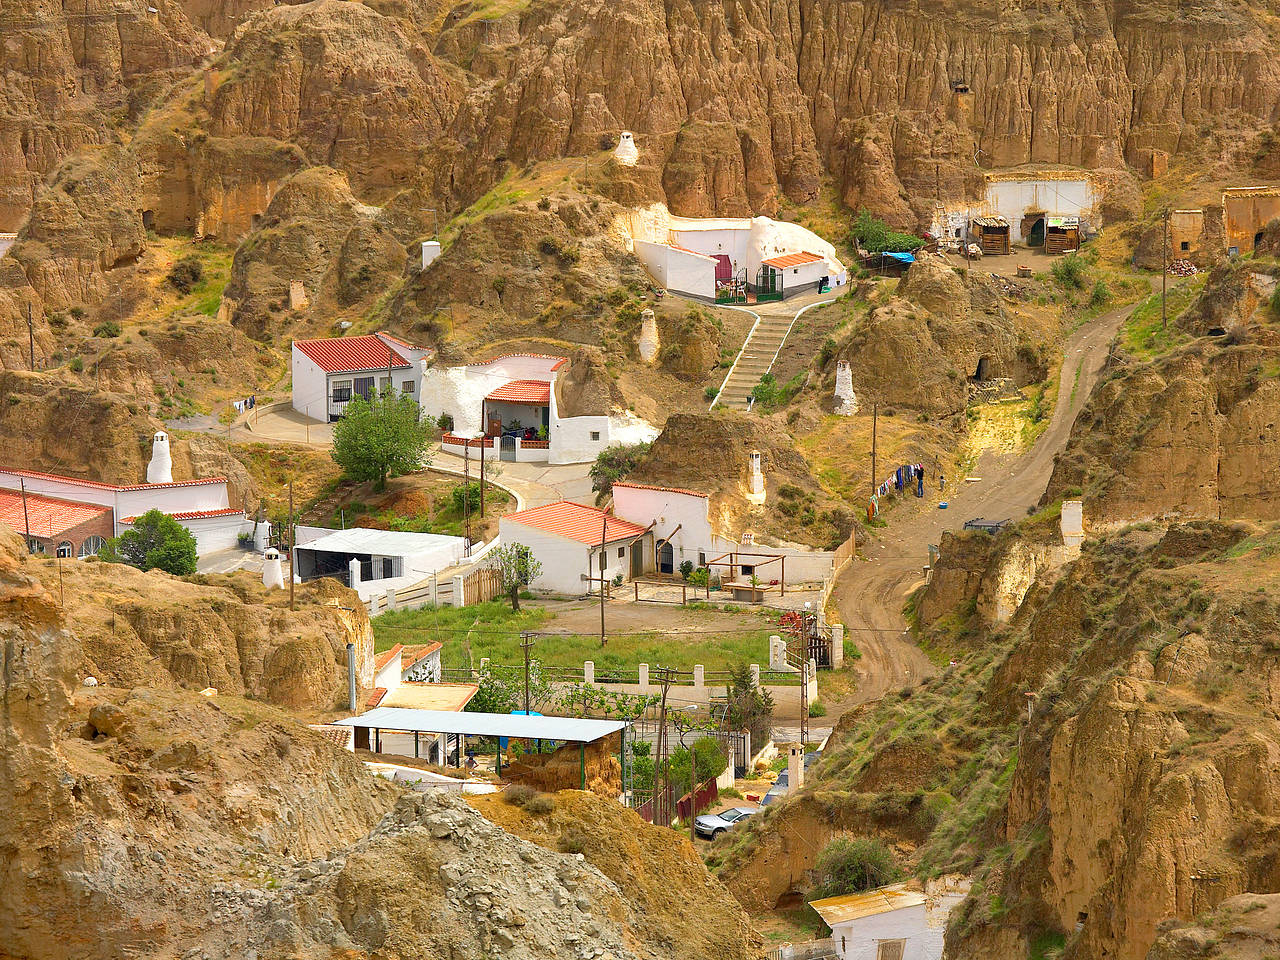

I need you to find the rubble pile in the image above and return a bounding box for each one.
[1167,258,1199,276]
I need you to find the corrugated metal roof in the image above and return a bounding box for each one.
[503,501,649,545]
[336,707,628,742]
[294,334,412,373]
[808,883,927,925]
[0,488,110,537]
[613,481,708,498]
[296,527,466,556]
[486,379,551,404]
[762,251,825,269]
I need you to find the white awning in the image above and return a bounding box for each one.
[334,707,628,743]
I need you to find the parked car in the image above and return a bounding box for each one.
[694,806,759,839]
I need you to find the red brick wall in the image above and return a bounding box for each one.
[29,511,114,557]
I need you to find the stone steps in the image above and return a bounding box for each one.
[712,311,796,409]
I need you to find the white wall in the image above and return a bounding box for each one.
[291,344,329,419]
[775,258,830,296]
[419,358,559,437]
[374,653,402,692]
[116,482,230,519]
[667,225,750,274]
[987,177,1098,241]
[0,471,117,508]
[833,903,932,960]
[747,217,846,278]
[498,520,592,594]
[612,486,714,571]
[116,511,250,555]
[548,389,611,465]
[634,240,717,299]
[326,365,422,421]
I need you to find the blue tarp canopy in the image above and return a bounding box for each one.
[883,251,916,264]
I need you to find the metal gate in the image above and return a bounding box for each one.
[500,434,516,461]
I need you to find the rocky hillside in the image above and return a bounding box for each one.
[0,525,763,960]
[716,511,1280,960]
[1045,262,1280,526]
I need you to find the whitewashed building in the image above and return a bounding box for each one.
[0,465,263,557]
[931,169,1101,247]
[808,881,969,960]
[622,204,847,301]
[293,527,467,601]
[420,353,620,465]
[291,332,433,422]
[498,500,651,595]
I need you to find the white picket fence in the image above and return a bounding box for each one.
[364,562,504,617]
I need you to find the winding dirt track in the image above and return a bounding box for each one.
[832,295,1137,705]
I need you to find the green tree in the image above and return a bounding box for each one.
[468,661,555,714]
[102,509,198,575]
[589,442,651,495]
[489,542,543,611]
[727,662,774,747]
[851,209,924,254]
[330,388,430,492]
[665,736,729,797]
[810,836,903,900]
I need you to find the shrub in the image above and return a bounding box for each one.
[589,441,651,494]
[502,784,537,807]
[93,320,121,338]
[558,826,589,854]
[536,196,552,211]
[704,385,718,400]
[524,793,555,815]
[688,567,709,588]
[539,236,561,256]
[167,254,204,294]
[809,700,827,718]
[68,356,83,372]
[1089,279,1112,308]
[451,481,483,513]
[851,209,923,253]
[810,836,903,900]
[1269,286,1280,316]
[1050,253,1088,290]
[679,559,695,581]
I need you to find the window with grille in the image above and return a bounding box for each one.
[876,940,906,960]
[79,535,107,558]
[332,380,352,403]
[402,380,415,394]
[354,376,375,399]
[57,541,74,558]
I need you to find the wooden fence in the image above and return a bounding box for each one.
[462,566,503,606]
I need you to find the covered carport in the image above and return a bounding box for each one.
[334,707,630,789]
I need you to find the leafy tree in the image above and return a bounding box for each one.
[679,559,694,581]
[727,661,773,747]
[851,209,924,254]
[102,509,197,575]
[589,441,651,495]
[331,388,430,492]
[467,660,555,714]
[489,542,543,611]
[810,836,903,900]
[665,736,729,797]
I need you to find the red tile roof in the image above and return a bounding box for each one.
[366,687,389,708]
[612,481,708,498]
[401,642,442,669]
[504,500,649,546]
[294,334,411,373]
[120,507,244,523]
[0,467,226,492]
[375,644,404,671]
[479,353,568,370]
[486,379,551,404]
[376,331,422,351]
[762,251,825,269]
[0,488,110,538]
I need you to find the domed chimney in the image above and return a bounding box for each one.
[614,131,639,167]
[262,547,284,590]
[147,431,173,484]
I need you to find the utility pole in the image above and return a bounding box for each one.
[19,477,32,553]
[655,667,673,825]
[288,478,296,611]
[689,745,697,842]
[1161,207,1171,333]
[463,439,471,555]
[599,512,607,648]
[870,402,878,495]
[479,435,485,520]
[520,632,535,715]
[26,303,35,371]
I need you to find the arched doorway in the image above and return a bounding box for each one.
[658,541,674,574]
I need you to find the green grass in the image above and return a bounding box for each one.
[1121,278,1204,359]
[335,485,512,539]
[373,600,778,674]
[166,242,234,319]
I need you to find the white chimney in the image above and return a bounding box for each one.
[834,360,858,415]
[262,548,284,589]
[614,131,639,166]
[147,431,173,484]
[746,450,766,505]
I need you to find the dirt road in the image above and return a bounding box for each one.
[831,295,1135,706]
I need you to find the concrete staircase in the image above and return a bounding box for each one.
[712,311,795,409]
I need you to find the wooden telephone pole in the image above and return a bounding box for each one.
[463,439,471,555]
[870,402,878,494]
[599,512,607,648]
[520,632,535,715]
